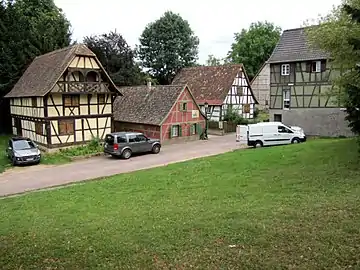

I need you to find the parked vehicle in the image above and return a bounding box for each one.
[104,132,161,159]
[236,122,306,148]
[6,136,41,165]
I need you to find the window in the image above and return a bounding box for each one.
[35,122,43,135]
[128,135,136,143]
[281,64,290,76]
[283,89,290,109]
[135,135,147,142]
[243,104,250,113]
[170,125,180,138]
[311,61,321,73]
[191,123,197,135]
[58,119,74,135]
[265,100,269,106]
[105,135,114,145]
[117,135,127,143]
[180,102,187,111]
[63,95,79,107]
[98,94,105,104]
[278,126,293,133]
[31,97,37,107]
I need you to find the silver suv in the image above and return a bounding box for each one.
[104,132,161,159]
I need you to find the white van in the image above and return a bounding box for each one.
[236,121,306,148]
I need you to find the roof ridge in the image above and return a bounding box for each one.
[283,25,318,32]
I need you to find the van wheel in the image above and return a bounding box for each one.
[292,138,300,144]
[121,149,132,159]
[152,144,161,154]
[254,141,263,148]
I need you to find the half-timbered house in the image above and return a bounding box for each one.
[113,83,206,144]
[250,63,270,110]
[5,44,121,150]
[172,64,258,122]
[267,26,353,137]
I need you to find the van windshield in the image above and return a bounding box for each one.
[105,135,114,145]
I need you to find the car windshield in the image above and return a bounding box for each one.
[13,140,35,150]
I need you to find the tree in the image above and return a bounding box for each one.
[306,0,360,137]
[84,31,145,86]
[227,21,281,80]
[137,11,199,84]
[205,54,223,66]
[0,0,71,132]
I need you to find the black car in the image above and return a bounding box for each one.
[6,136,41,165]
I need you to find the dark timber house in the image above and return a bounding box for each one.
[267,26,353,137]
[4,44,122,150]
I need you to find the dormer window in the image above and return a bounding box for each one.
[311,61,321,73]
[281,64,290,76]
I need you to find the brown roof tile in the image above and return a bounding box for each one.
[5,44,118,98]
[171,64,257,105]
[113,84,187,125]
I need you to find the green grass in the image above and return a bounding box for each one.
[0,139,360,269]
[0,135,103,169]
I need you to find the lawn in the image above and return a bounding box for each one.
[0,139,359,269]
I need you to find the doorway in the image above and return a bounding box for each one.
[274,114,282,122]
[14,118,22,136]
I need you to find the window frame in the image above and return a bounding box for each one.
[171,125,179,137]
[281,64,290,76]
[311,61,321,73]
[179,102,187,112]
[97,94,106,104]
[283,89,291,109]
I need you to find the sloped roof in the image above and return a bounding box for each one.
[114,84,194,125]
[171,64,257,105]
[267,26,330,64]
[5,44,119,98]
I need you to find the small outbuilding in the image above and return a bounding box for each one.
[113,83,206,144]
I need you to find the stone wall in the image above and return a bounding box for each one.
[269,108,354,137]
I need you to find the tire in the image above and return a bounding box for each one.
[11,157,17,166]
[254,141,263,148]
[121,149,132,159]
[152,144,161,154]
[291,137,300,144]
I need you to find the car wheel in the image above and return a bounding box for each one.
[121,149,132,159]
[11,158,17,166]
[254,141,263,148]
[152,144,161,154]
[291,137,300,144]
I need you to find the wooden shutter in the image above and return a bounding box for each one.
[306,62,311,73]
[190,124,194,135]
[64,96,72,106]
[179,125,182,137]
[321,60,326,72]
[58,120,67,135]
[169,126,173,138]
[66,120,74,135]
[72,95,79,106]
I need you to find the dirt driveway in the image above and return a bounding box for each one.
[0,134,246,197]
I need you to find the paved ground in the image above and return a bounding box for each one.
[0,134,247,197]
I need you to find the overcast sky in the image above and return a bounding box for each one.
[54,0,341,64]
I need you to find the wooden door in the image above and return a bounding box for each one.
[14,118,22,136]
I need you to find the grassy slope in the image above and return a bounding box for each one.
[0,139,359,269]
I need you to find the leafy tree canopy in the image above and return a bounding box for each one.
[205,54,224,66]
[307,0,360,135]
[227,21,281,80]
[137,11,199,84]
[84,31,145,86]
[0,0,71,132]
